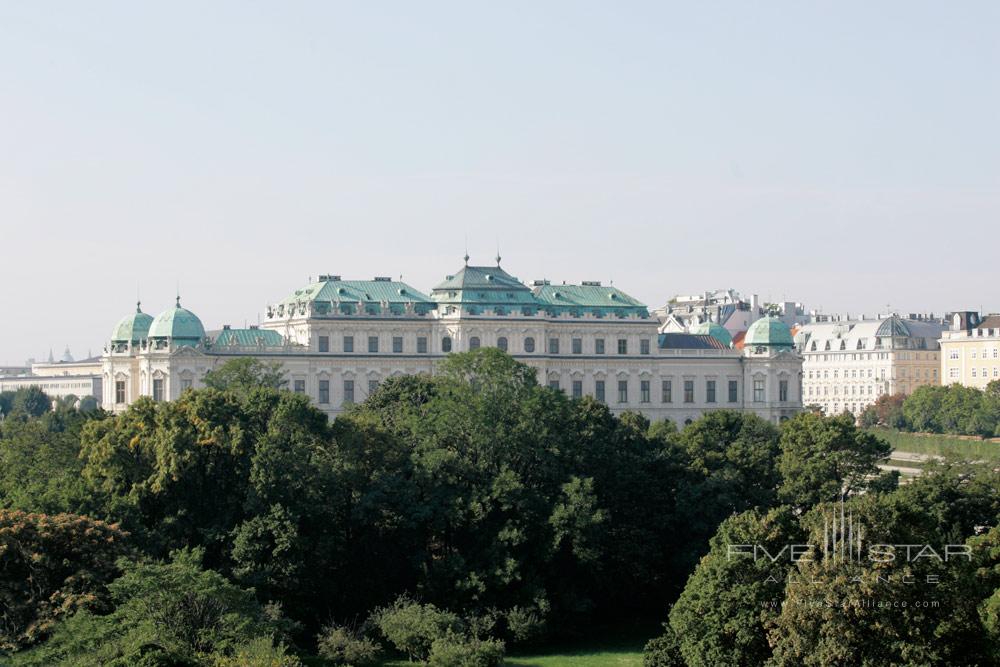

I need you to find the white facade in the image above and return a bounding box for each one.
[795,316,944,415]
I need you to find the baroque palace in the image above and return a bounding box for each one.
[102,259,803,424]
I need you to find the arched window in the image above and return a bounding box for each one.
[524,337,535,353]
[469,336,481,350]
[442,336,452,353]
[497,336,508,352]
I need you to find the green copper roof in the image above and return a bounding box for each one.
[431,265,540,314]
[211,328,284,347]
[691,321,733,347]
[149,298,206,345]
[744,316,794,348]
[533,283,648,318]
[275,277,435,316]
[111,302,154,343]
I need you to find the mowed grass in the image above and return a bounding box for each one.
[377,626,652,666]
[870,428,1000,461]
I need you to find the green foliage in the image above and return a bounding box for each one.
[768,486,994,666]
[428,632,505,667]
[666,507,803,667]
[668,411,782,576]
[315,623,381,666]
[0,390,14,418]
[642,628,683,667]
[371,595,463,662]
[778,412,890,508]
[13,548,296,666]
[0,409,98,514]
[10,386,51,418]
[202,358,287,394]
[210,637,302,667]
[77,388,340,623]
[858,393,906,429]
[0,510,131,651]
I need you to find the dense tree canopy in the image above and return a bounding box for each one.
[2,350,998,664]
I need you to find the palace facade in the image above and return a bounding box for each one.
[102,261,803,424]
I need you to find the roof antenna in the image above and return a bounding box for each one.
[175,281,181,307]
[496,237,501,266]
[464,236,469,266]
[136,283,142,312]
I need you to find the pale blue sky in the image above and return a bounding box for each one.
[1,2,998,363]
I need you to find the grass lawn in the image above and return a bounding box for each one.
[870,428,1000,462]
[376,625,652,666]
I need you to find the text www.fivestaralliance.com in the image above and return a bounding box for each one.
[761,598,940,610]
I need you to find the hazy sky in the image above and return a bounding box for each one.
[2,2,998,364]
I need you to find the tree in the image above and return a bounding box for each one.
[663,507,803,667]
[768,488,994,666]
[13,548,296,666]
[0,510,132,651]
[11,386,51,418]
[203,357,287,394]
[859,393,906,429]
[668,411,782,577]
[777,412,890,509]
[78,388,343,627]
[77,396,99,413]
[0,390,14,418]
[0,409,96,514]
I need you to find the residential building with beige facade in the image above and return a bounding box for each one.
[940,312,1000,389]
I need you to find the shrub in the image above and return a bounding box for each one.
[502,606,545,643]
[211,637,302,667]
[0,510,131,650]
[643,625,684,667]
[428,633,505,667]
[316,623,381,666]
[371,595,463,661]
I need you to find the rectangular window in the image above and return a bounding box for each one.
[728,380,738,403]
[640,339,650,355]
[595,339,605,355]
[392,336,403,353]
[617,339,628,355]
[181,378,193,391]
[318,335,329,352]
[343,380,354,404]
[368,380,379,396]
[683,380,694,403]
[595,380,606,403]
[779,380,788,402]
[640,380,650,403]
[343,336,354,353]
[294,379,305,394]
[572,380,583,398]
[152,378,164,402]
[618,380,628,403]
[706,380,716,403]
[661,380,672,403]
[115,380,126,404]
[572,338,582,354]
[417,337,428,354]
[754,379,765,402]
[318,380,330,404]
[549,380,560,392]
[368,336,379,353]
[549,338,560,354]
